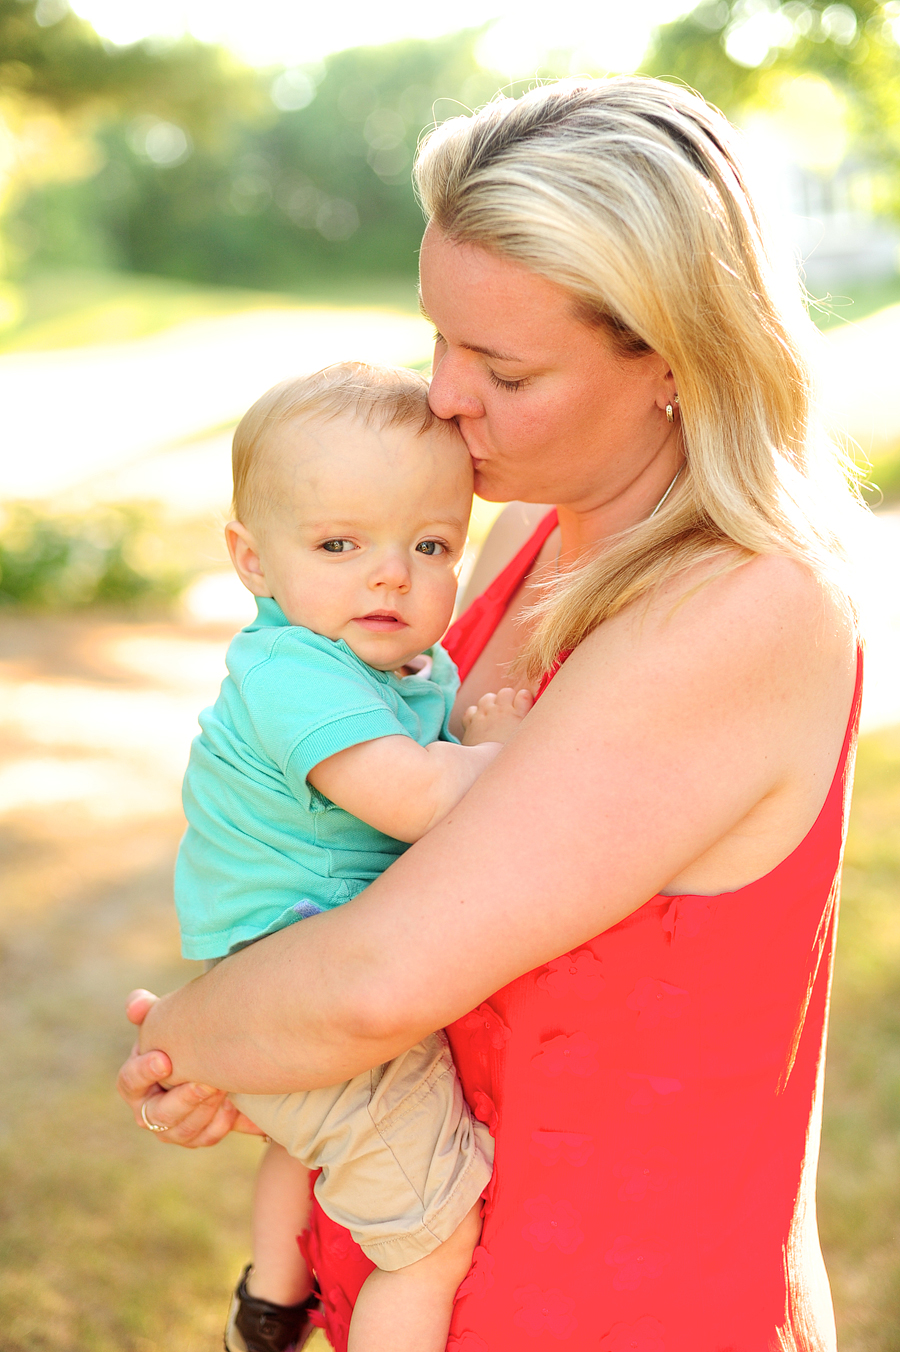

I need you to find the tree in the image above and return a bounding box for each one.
[0,0,259,127]
[643,1,900,211]
[8,26,500,289]
[0,0,261,278]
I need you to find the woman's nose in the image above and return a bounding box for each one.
[428,346,484,422]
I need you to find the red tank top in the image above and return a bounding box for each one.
[302,511,861,1352]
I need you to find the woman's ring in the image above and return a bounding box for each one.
[141,1099,170,1132]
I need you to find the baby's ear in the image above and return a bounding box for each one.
[225,521,272,597]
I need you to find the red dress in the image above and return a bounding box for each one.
[302,511,861,1352]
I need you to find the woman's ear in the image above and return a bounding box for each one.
[225,521,273,597]
[654,361,679,416]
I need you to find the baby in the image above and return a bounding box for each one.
[174,362,531,1352]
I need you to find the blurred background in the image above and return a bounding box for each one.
[1,2,899,1348]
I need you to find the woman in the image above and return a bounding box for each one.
[119,78,863,1350]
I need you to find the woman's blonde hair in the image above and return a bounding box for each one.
[414,77,861,678]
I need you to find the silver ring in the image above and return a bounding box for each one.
[141,1099,170,1132]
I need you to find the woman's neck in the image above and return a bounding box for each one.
[555,451,684,565]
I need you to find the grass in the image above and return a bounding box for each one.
[810,271,900,331]
[819,725,900,1351]
[0,268,420,355]
[0,814,261,1352]
[0,608,897,1348]
[1,266,897,510]
[2,264,898,352]
[864,444,900,506]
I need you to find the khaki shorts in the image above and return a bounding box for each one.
[231,1030,493,1271]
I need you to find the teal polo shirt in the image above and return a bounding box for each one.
[175,597,459,960]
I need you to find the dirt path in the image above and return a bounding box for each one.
[0,306,432,500]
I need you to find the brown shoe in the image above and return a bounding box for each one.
[224,1265,320,1352]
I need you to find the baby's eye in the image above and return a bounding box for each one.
[320,539,356,553]
[416,540,445,556]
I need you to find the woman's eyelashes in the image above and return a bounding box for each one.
[430,328,525,392]
[488,370,527,393]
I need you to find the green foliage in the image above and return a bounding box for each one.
[8,28,499,290]
[0,267,420,353]
[0,502,193,609]
[643,1,900,215]
[0,0,260,132]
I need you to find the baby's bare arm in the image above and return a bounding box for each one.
[308,688,532,843]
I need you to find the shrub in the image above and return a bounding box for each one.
[0,502,193,610]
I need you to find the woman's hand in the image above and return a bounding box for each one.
[118,990,263,1146]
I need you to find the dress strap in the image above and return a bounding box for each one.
[444,510,559,681]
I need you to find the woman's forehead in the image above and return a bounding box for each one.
[419,227,585,357]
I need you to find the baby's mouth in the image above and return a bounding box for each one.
[353,611,408,632]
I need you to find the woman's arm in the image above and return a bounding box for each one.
[135,553,856,1096]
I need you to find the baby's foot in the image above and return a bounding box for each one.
[225,1264,320,1352]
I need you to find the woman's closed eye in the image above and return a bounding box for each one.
[488,370,527,393]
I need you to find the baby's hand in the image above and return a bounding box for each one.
[461,687,534,746]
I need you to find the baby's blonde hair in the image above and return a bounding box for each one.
[232,362,444,524]
[415,77,862,678]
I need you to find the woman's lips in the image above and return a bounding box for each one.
[353,612,408,632]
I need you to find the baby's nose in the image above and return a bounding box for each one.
[370,550,410,590]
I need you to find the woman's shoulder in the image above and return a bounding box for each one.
[582,548,857,700]
[684,550,854,653]
[540,551,857,899]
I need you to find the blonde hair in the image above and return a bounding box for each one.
[232,362,443,523]
[415,77,861,678]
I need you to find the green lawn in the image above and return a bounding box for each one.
[810,271,900,332]
[3,263,899,350]
[1,266,897,504]
[0,268,420,355]
[819,725,900,1350]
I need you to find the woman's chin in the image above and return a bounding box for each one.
[473,470,509,503]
